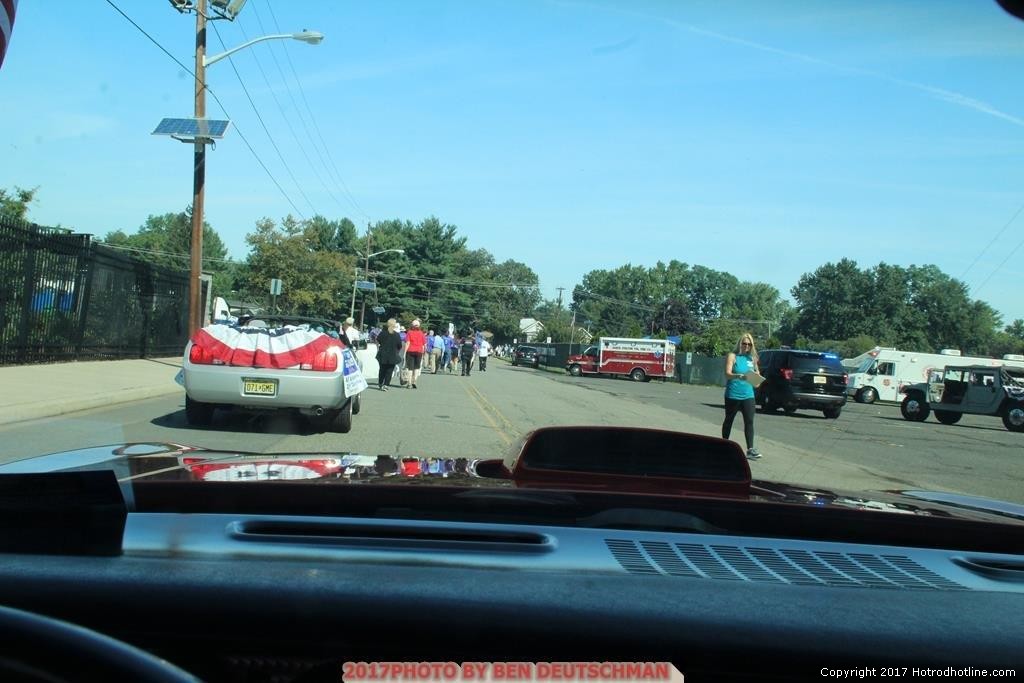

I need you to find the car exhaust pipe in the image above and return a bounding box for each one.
[313,406,325,417]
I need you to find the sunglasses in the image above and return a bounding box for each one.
[741,341,752,346]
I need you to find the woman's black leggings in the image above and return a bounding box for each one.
[378,363,396,387]
[723,397,755,449]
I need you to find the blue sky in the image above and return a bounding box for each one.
[3,0,1024,323]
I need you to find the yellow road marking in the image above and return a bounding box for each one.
[460,381,515,446]
[468,383,519,437]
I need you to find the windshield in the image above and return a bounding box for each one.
[856,358,876,374]
[3,1,1024,521]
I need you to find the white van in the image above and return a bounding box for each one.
[846,347,1024,403]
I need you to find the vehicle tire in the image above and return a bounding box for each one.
[352,394,361,415]
[630,368,646,382]
[900,393,930,422]
[185,395,214,426]
[1003,402,1024,432]
[823,406,842,419]
[934,410,961,425]
[331,399,354,434]
[857,387,877,404]
[569,364,582,377]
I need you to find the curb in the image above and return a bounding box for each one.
[0,384,183,427]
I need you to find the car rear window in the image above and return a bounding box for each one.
[788,353,845,372]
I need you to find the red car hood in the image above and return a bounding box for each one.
[2,442,1023,528]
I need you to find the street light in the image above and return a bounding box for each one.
[349,249,405,322]
[182,0,323,334]
[203,31,323,67]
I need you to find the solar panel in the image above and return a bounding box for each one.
[152,118,231,139]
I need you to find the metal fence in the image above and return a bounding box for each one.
[676,352,727,386]
[0,215,196,365]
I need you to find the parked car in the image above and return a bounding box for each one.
[756,349,848,418]
[899,364,1024,431]
[182,315,364,433]
[512,345,541,368]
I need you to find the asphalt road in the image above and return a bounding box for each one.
[1,358,1020,503]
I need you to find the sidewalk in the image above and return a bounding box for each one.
[0,357,183,427]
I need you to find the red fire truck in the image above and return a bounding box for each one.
[566,337,676,382]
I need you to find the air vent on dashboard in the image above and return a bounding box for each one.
[605,539,967,590]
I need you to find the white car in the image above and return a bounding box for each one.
[182,315,364,433]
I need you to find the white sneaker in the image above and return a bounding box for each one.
[746,448,762,460]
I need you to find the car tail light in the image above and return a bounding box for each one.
[308,350,338,372]
[189,345,217,365]
[781,368,793,380]
[843,373,848,385]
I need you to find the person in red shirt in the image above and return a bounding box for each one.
[403,319,427,388]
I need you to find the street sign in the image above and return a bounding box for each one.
[372,306,386,314]
[355,280,376,291]
[269,278,283,295]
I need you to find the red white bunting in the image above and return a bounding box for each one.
[191,324,343,369]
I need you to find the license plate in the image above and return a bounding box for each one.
[813,376,827,384]
[243,379,278,396]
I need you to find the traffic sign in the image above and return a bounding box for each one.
[269,278,283,295]
[355,280,376,291]
[372,306,386,314]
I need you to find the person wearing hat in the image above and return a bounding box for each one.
[403,319,427,388]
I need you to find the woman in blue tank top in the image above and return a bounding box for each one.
[723,333,761,459]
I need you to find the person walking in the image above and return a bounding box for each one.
[722,332,762,459]
[459,334,475,376]
[478,337,491,372]
[424,329,436,373]
[404,319,427,388]
[374,319,403,391]
[442,330,454,373]
[430,329,444,374]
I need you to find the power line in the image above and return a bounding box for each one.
[974,234,1024,295]
[369,270,541,288]
[233,12,355,219]
[575,290,657,312]
[261,0,371,222]
[103,0,306,219]
[96,241,239,264]
[962,199,1024,282]
[209,19,317,217]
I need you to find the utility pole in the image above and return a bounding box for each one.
[556,287,564,310]
[188,0,207,334]
[359,231,371,329]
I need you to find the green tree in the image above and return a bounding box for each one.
[240,215,356,317]
[103,208,229,270]
[790,258,874,341]
[0,186,38,220]
[103,208,234,296]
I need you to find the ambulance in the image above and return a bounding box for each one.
[566,337,676,382]
[846,347,1024,404]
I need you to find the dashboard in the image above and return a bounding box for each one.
[0,510,1021,682]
